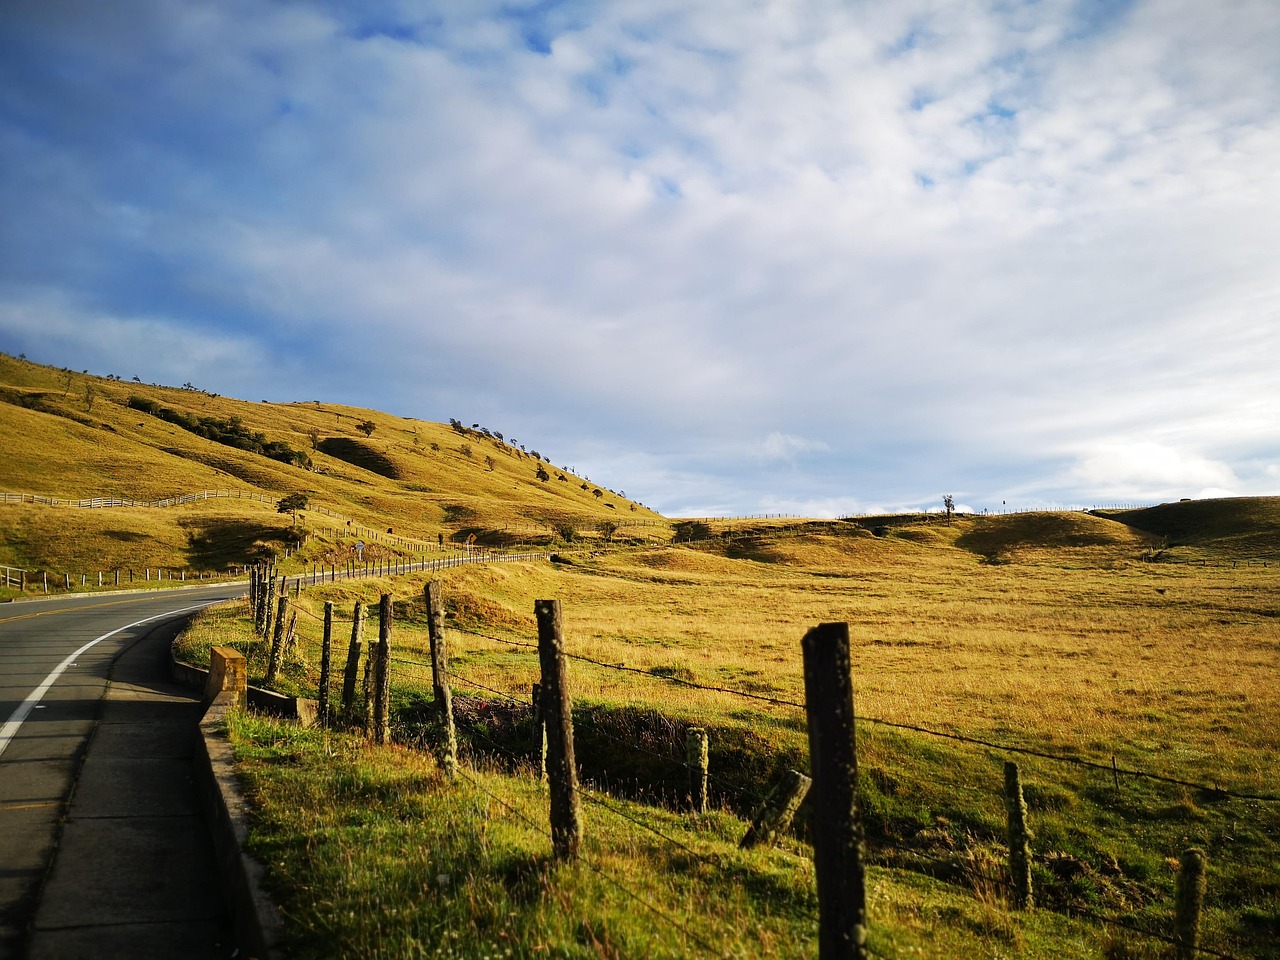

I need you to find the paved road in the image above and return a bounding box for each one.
[0,584,245,959]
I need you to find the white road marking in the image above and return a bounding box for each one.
[0,601,214,759]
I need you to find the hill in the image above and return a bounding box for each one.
[0,353,668,575]
[1095,498,1280,561]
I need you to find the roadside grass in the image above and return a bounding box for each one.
[180,522,1280,958]
[226,711,1109,959]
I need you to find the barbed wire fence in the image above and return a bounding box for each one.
[227,572,1274,960]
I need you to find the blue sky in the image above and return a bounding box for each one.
[2,0,1278,516]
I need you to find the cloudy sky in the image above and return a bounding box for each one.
[2,0,1278,517]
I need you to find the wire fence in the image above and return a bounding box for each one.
[232,577,1271,960]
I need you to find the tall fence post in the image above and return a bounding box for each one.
[1004,761,1033,909]
[1174,848,1207,960]
[341,602,365,721]
[535,599,582,860]
[741,769,812,849]
[424,581,457,778]
[317,602,334,729]
[802,622,867,960]
[264,595,289,686]
[371,594,392,746]
[686,727,709,814]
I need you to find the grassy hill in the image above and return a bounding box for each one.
[0,353,669,576]
[1096,498,1280,562]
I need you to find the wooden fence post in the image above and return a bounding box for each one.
[535,599,582,860]
[424,581,457,778]
[264,595,289,686]
[341,602,365,721]
[687,727,709,814]
[741,769,812,849]
[802,622,867,960]
[1174,848,1207,960]
[1004,760,1033,909]
[531,683,548,781]
[371,594,392,745]
[317,602,333,729]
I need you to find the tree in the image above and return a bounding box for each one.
[536,465,550,482]
[592,488,603,499]
[356,420,376,437]
[485,455,496,472]
[307,427,321,450]
[943,494,955,524]
[459,443,473,458]
[278,493,309,525]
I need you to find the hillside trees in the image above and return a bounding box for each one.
[278,492,309,524]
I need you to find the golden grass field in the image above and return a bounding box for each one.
[7,350,1279,955]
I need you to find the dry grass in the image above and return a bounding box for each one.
[0,353,670,577]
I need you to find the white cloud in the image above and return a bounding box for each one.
[756,432,831,462]
[1069,442,1239,500]
[2,0,1279,512]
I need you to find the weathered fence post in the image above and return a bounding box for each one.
[1174,848,1207,960]
[686,727,709,814]
[424,581,458,778]
[264,595,289,686]
[317,602,333,729]
[802,622,867,960]
[535,599,582,860]
[531,683,548,781]
[341,602,365,721]
[283,612,298,659]
[371,594,392,745]
[1004,760,1033,909]
[741,769,812,849]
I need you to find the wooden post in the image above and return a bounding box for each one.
[686,727,709,814]
[341,602,365,720]
[1004,760,1033,909]
[264,595,289,686]
[424,582,457,778]
[535,599,582,860]
[371,594,392,745]
[317,602,334,729]
[1174,848,1207,960]
[283,612,298,659]
[361,632,374,732]
[802,622,867,960]
[262,572,277,638]
[531,683,547,781]
[741,769,812,849]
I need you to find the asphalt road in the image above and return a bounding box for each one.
[0,583,246,959]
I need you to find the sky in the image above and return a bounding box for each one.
[2,0,1278,517]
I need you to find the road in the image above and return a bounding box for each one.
[0,583,245,959]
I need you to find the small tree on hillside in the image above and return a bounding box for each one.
[943,494,955,524]
[278,492,309,525]
[356,420,376,437]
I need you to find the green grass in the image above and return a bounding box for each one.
[226,711,1114,959]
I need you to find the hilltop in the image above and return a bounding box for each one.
[0,353,667,573]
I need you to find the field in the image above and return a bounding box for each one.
[180,507,1280,959]
[5,351,1276,956]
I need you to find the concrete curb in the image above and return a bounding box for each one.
[171,644,309,960]
[196,695,287,960]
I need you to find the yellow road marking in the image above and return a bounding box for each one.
[0,592,240,626]
[0,800,61,812]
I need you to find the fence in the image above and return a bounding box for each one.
[232,581,1274,960]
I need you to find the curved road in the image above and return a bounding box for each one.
[0,583,245,959]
